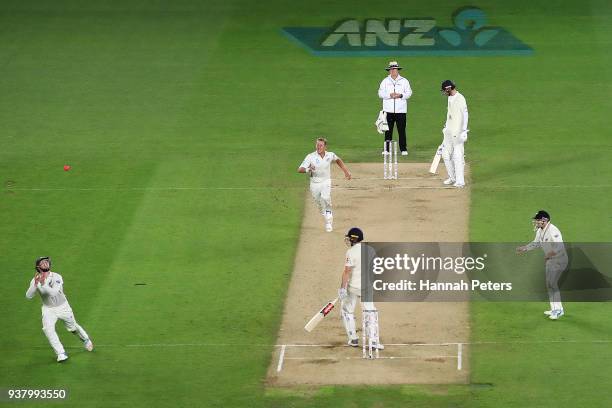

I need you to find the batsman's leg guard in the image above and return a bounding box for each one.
[341,293,358,341]
[341,311,358,341]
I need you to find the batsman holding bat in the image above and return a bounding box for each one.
[26,257,94,362]
[440,80,469,188]
[338,228,383,351]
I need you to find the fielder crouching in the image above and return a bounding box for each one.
[338,227,384,352]
[26,257,94,362]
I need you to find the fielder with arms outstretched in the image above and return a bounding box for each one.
[26,257,94,362]
[338,227,383,350]
[516,210,568,320]
[298,137,351,232]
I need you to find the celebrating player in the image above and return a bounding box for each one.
[338,227,383,351]
[516,211,569,320]
[440,80,469,188]
[26,257,94,362]
[298,137,351,232]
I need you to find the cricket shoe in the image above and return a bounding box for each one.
[57,353,69,363]
[84,339,94,352]
[443,178,455,185]
[401,150,408,156]
[373,342,385,350]
[453,182,465,188]
[348,339,359,347]
[325,223,333,232]
[549,310,565,320]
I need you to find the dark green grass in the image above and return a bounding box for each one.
[1,0,611,407]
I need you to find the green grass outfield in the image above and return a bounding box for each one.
[1,0,611,407]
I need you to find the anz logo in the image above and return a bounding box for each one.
[282,7,533,56]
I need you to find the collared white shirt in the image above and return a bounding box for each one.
[299,151,338,183]
[378,74,412,113]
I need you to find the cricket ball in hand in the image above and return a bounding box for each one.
[64,165,71,171]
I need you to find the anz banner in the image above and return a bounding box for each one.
[283,7,533,56]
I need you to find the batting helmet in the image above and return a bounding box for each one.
[35,256,51,272]
[441,80,456,91]
[345,227,364,245]
[533,210,550,221]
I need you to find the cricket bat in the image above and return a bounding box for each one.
[304,298,338,332]
[429,145,443,174]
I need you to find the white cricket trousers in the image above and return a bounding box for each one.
[340,288,376,341]
[41,302,90,355]
[442,131,466,185]
[309,179,332,215]
[546,257,568,311]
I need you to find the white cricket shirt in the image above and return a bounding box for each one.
[526,223,568,261]
[26,272,68,307]
[445,91,468,137]
[299,151,338,183]
[345,243,362,291]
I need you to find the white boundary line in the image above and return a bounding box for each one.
[276,345,286,373]
[457,343,463,371]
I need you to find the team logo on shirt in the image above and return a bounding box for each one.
[282,7,532,56]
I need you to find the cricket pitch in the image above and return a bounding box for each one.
[267,163,470,386]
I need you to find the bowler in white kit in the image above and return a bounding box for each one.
[298,137,351,232]
[517,210,568,320]
[26,257,94,362]
[440,80,469,188]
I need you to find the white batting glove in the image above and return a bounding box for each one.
[338,287,348,300]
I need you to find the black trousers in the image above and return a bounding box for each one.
[384,112,407,152]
